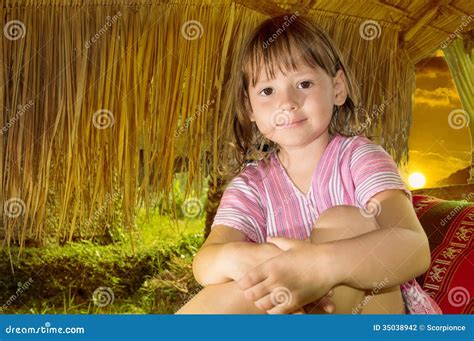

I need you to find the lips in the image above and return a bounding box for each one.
[279,118,307,128]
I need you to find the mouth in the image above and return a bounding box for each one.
[278,118,307,128]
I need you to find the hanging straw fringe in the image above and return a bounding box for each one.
[1,1,413,250]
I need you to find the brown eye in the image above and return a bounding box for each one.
[260,88,273,96]
[298,81,313,89]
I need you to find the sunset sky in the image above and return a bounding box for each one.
[402,50,471,188]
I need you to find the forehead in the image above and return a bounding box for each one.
[252,63,320,85]
[244,38,323,89]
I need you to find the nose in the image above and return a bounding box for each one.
[278,87,299,112]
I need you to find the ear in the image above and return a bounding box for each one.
[333,69,348,106]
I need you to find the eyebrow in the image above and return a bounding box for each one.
[253,70,318,87]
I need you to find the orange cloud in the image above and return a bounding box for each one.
[414,87,460,107]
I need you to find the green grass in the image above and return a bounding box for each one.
[0,209,205,314]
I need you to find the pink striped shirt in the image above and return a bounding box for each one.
[212,135,442,314]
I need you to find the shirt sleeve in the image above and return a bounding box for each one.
[211,173,265,243]
[350,138,412,208]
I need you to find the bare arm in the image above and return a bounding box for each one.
[195,225,335,314]
[328,189,431,290]
[192,225,282,286]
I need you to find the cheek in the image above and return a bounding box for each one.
[306,92,334,114]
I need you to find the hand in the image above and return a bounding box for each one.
[228,242,284,281]
[290,290,335,314]
[237,237,336,314]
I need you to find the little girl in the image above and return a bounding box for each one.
[177,14,442,314]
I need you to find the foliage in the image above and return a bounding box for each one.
[0,212,205,314]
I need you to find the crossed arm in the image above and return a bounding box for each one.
[193,189,431,313]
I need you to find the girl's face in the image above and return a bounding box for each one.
[247,63,347,150]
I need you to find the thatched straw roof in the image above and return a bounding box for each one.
[1,0,472,248]
[238,0,472,62]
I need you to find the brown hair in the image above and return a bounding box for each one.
[218,13,363,182]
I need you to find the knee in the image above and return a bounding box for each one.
[310,205,380,244]
[315,205,379,231]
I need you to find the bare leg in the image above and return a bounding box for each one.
[177,205,405,314]
[309,205,405,314]
[176,281,265,314]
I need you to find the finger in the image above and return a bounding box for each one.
[257,290,304,313]
[316,296,335,314]
[254,293,275,311]
[243,279,272,303]
[267,303,295,315]
[237,268,267,290]
[266,287,296,315]
[292,308,306,314]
